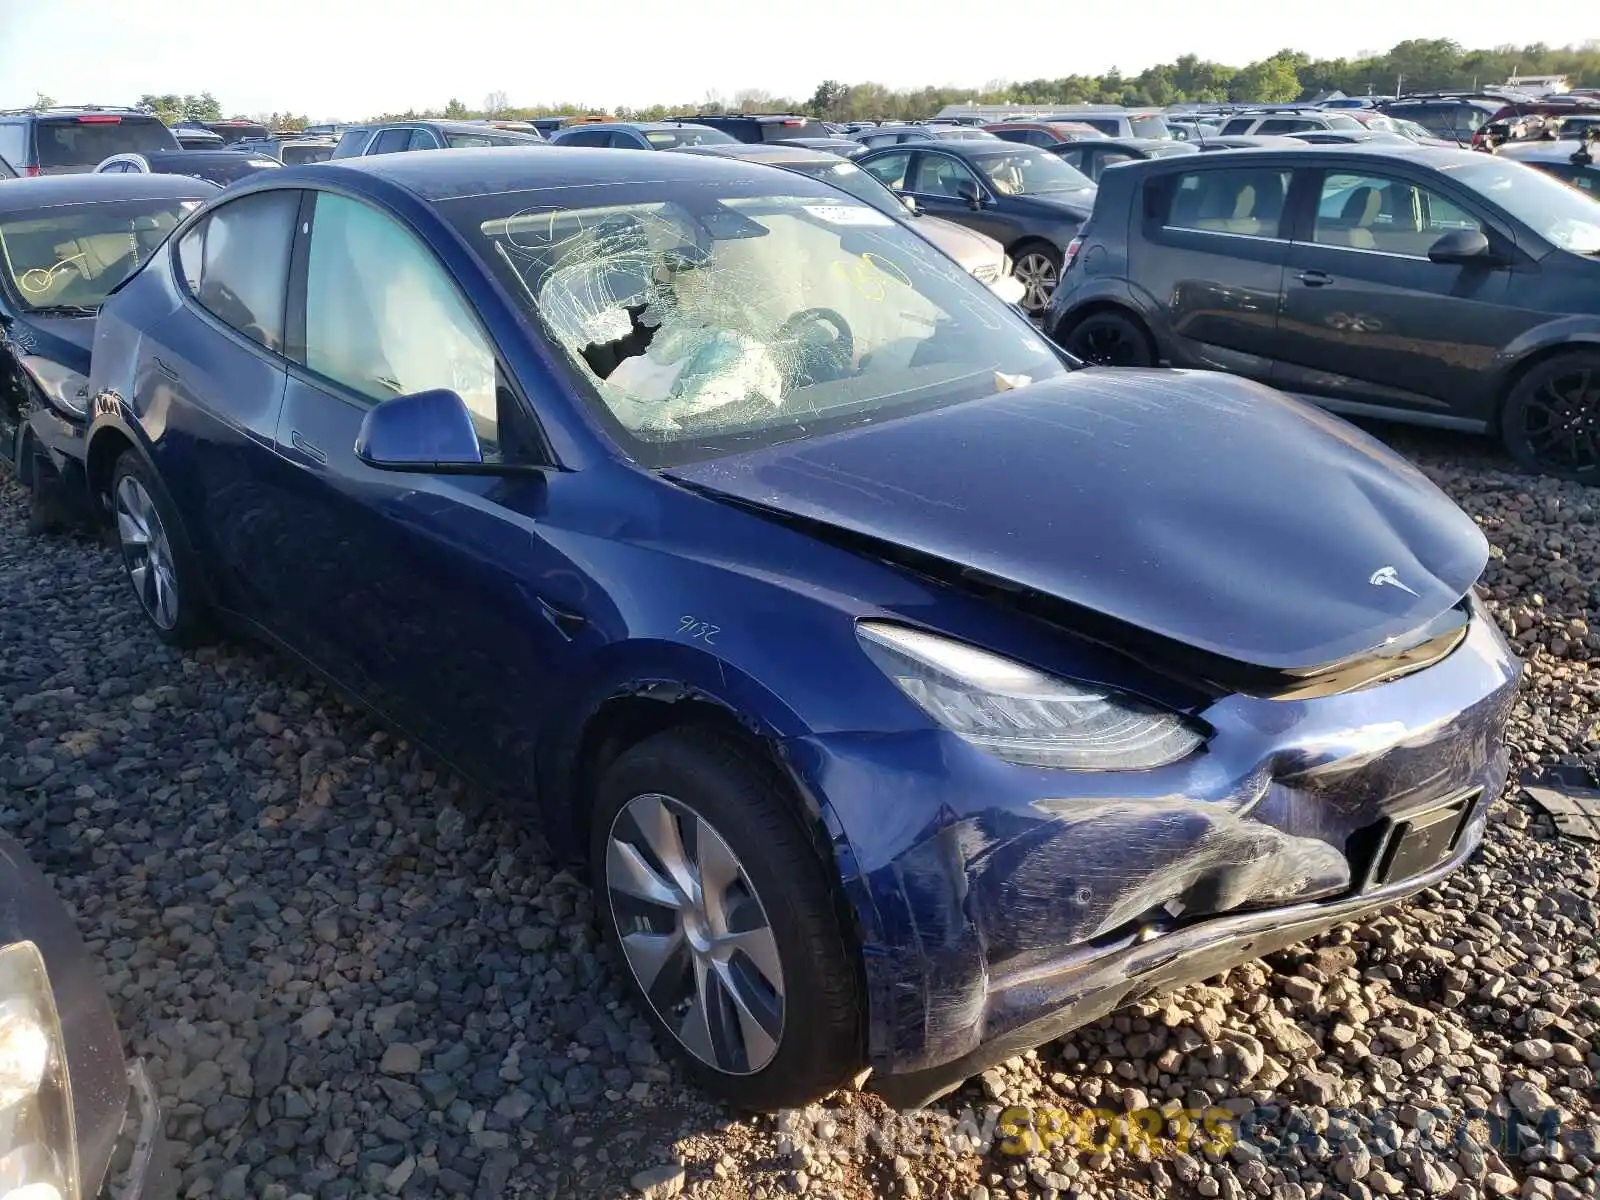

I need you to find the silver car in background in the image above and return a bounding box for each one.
[673,142,1027,306]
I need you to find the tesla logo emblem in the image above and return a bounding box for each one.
[1369,566,1419,597]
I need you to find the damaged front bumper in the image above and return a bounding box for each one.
[783,602,1520,1106]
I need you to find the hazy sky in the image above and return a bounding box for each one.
[1,0,1594,120]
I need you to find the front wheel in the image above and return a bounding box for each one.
[1501,351,1600,483]
[590,727,862,1110]
[1063,310,1156,368]
[1011,242,1063,316]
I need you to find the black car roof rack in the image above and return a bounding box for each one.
[0,103,149,116]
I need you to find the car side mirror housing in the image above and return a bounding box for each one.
[895,190,918,214]
[1427,228,1493,265]
[957,179,987,209]
[355,388,487,473]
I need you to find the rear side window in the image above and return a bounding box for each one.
[1221,118,1254,135]
[177,190,299,352]
[1162,167,1292,238]
[1080,118,1122,136]
[408,128,440,151]
[368,128,414,154]
[334,129,372,157]
[281,144,333,165]
[1258,118,1317,134]
[1327,115,1361,130]
[1129,115,1168,139]
[558,128,611,147]
[35,117,177,168]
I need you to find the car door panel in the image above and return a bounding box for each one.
[1274,167,1521,423]
[257,188,576,780]
[1137,164,1292,378]
[906,151,1017,245]
[151,190,301,622]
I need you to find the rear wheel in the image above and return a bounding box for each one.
[1501,351,1600,483]
[1063,310,1156,367]
[110,450,211,646]
[590,727,862,1110]
[1011,242,1062,316]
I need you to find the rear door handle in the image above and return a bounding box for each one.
[289,431,327,464]
[1297,270,1334,288]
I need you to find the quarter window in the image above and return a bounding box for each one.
[1163,168,1291,237]
[301,192,499,448]
[177,189,299,352]
[1311,172,1484,256]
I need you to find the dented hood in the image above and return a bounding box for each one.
[666,368,1489,672]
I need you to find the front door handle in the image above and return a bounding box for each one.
[289,431,327,464]
[1297,270,1334,288]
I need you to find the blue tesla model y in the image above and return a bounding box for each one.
[79,147,1518,1109]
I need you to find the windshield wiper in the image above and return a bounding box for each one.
[26,303,100,317]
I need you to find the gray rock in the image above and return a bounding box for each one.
[380,1043,423,1075]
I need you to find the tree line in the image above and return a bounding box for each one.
[29,38,1597,130]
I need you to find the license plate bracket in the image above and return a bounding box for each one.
[1364,791,1477,890]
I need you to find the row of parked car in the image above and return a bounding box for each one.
[0,114,1532,1135]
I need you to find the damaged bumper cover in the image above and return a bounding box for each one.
[782,601,1519,1105]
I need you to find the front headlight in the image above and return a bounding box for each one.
[0,942,79,1200]
[18,358,89,418]
[857,622,1205,770]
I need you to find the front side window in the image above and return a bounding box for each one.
[449,186,1063,466]
[1220,118,1254,135]
[912,154,981,198]
[1129,115,1169,139]
[1311,172,1484,255]
[1164,167,1291,237]
[177,190,299,350]
[302,191,498,446]
[443,131,535,148]
[1258,118,1317,134]
[0,197,203,312]
[860,150,912,190]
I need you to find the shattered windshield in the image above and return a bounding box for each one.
[449,185,1062,465]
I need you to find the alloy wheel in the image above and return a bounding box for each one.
[114,475,180,631]
[1014,252,1059,314]
[605,792,785,1075]
[1075,323,1136,366]
[1520,367,1600,475]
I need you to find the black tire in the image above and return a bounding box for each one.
[1501,351,1600,483]
[1063,309,1157,368]
[589,726,862,1110]
[109,449,212,646]
[1011,240,1063,316]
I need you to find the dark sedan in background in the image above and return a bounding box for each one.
[1051,136,1197,182]
[551,121,736,150]
[1046,144,1600,479]
[70,147,1518,1112]
[857,139,1096,312]
[0,174,212,528]
[94,149,281,186]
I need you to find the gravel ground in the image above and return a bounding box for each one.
[2,425,1598,1200]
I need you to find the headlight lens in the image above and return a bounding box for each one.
[857,622,1205,770]
[18,358,89,418]
[0,942,79,1200]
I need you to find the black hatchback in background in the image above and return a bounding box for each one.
[669,112,827,143]
[0,105,181,174]
[1046,144,1600,480]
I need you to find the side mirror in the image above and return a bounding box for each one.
[895,190,918,214]
[355,388,485,472]
[957,179,987,210]
[1427,228,1493,265]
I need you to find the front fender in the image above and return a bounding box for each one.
[1492,316,1600,398]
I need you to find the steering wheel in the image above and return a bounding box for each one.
[776,307,855,385]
